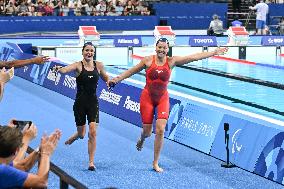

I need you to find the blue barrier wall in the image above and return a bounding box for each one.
[0,16,159,34]
[153,3,228,29]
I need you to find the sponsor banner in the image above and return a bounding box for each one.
[254,131,284,184]
[15,62,52,85]
[189,36,217,47]
[42,61,77,99]
[113,36,142,47]
[167,101,224,154]
[97,80,142,126]
[0,42,51,85]
[210,114,284,184]
[261,36,284,46]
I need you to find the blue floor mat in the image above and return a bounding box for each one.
[0,77,283,189]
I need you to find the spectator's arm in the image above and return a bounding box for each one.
[0,56,49,69]
[14,124,37,162]
[22,130,61,188]
[14,150,40,171]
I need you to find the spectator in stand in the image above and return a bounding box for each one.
[96,0,106,16]
[115,0,124,16]
[29,4,38,16]
[207,14,224,36]
[53,0,63,16]
[17,0,31,16]
[0,0,5,16]
[81,2,88,15]
[36,1,45,16]
[124,0,135,15]
[277,17,284,35]
[135,1,144,15]
[0,125,61,189]
[43,2,53,16]
[74,3,81,16]
[84,1,93,16]
[62,2,70,16]
[106,0,115,14]
[106,6,119,16]
[141,6,150,16]
[5,1,17,16]
[249,0,269,35]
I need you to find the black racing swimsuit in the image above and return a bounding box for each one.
[73,61,100,126]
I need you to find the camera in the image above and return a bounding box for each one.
[224,123,229,131]
[13,120,32,130]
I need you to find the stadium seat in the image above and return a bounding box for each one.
[78,26,100,46]
[227,26,249,46]
[154,26,176,46]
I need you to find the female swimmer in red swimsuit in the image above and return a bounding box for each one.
[109,38,228,172]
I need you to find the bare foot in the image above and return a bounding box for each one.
[136,138,144,151]
[64,136,78,145]
[88,162,96,171]
[153,163,163,173]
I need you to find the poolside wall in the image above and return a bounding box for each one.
[0,3,284,34]
[1,42,284,185]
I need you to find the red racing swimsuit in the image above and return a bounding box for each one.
[140,55,171,124]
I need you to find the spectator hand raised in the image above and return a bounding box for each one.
[40,129,62,156]
[22,123,37,141]
[0,67,14,84]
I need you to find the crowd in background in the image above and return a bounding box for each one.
[0,0,152,16]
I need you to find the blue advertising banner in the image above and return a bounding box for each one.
[189,36,217,47]
[254,131,284,184]
[261,36,284,46]
[42,61,77,99]
[113,36,142,47]
[210,114,284,184]
[167,101,224,154]
[97,80,142,126]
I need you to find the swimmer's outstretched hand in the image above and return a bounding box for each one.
[33,56,50,64]
[51,65,63,72]
[214,47,228,56]
[107,79,116,91]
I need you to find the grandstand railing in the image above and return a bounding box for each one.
[27,147,88,189]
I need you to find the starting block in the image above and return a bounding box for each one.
[78,26,100,46]
[227,26,249,46]
[154,26,176,46]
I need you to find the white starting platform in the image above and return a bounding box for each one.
[78,26,100,46]
[154,26,176,46]
[227,26,249,46]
